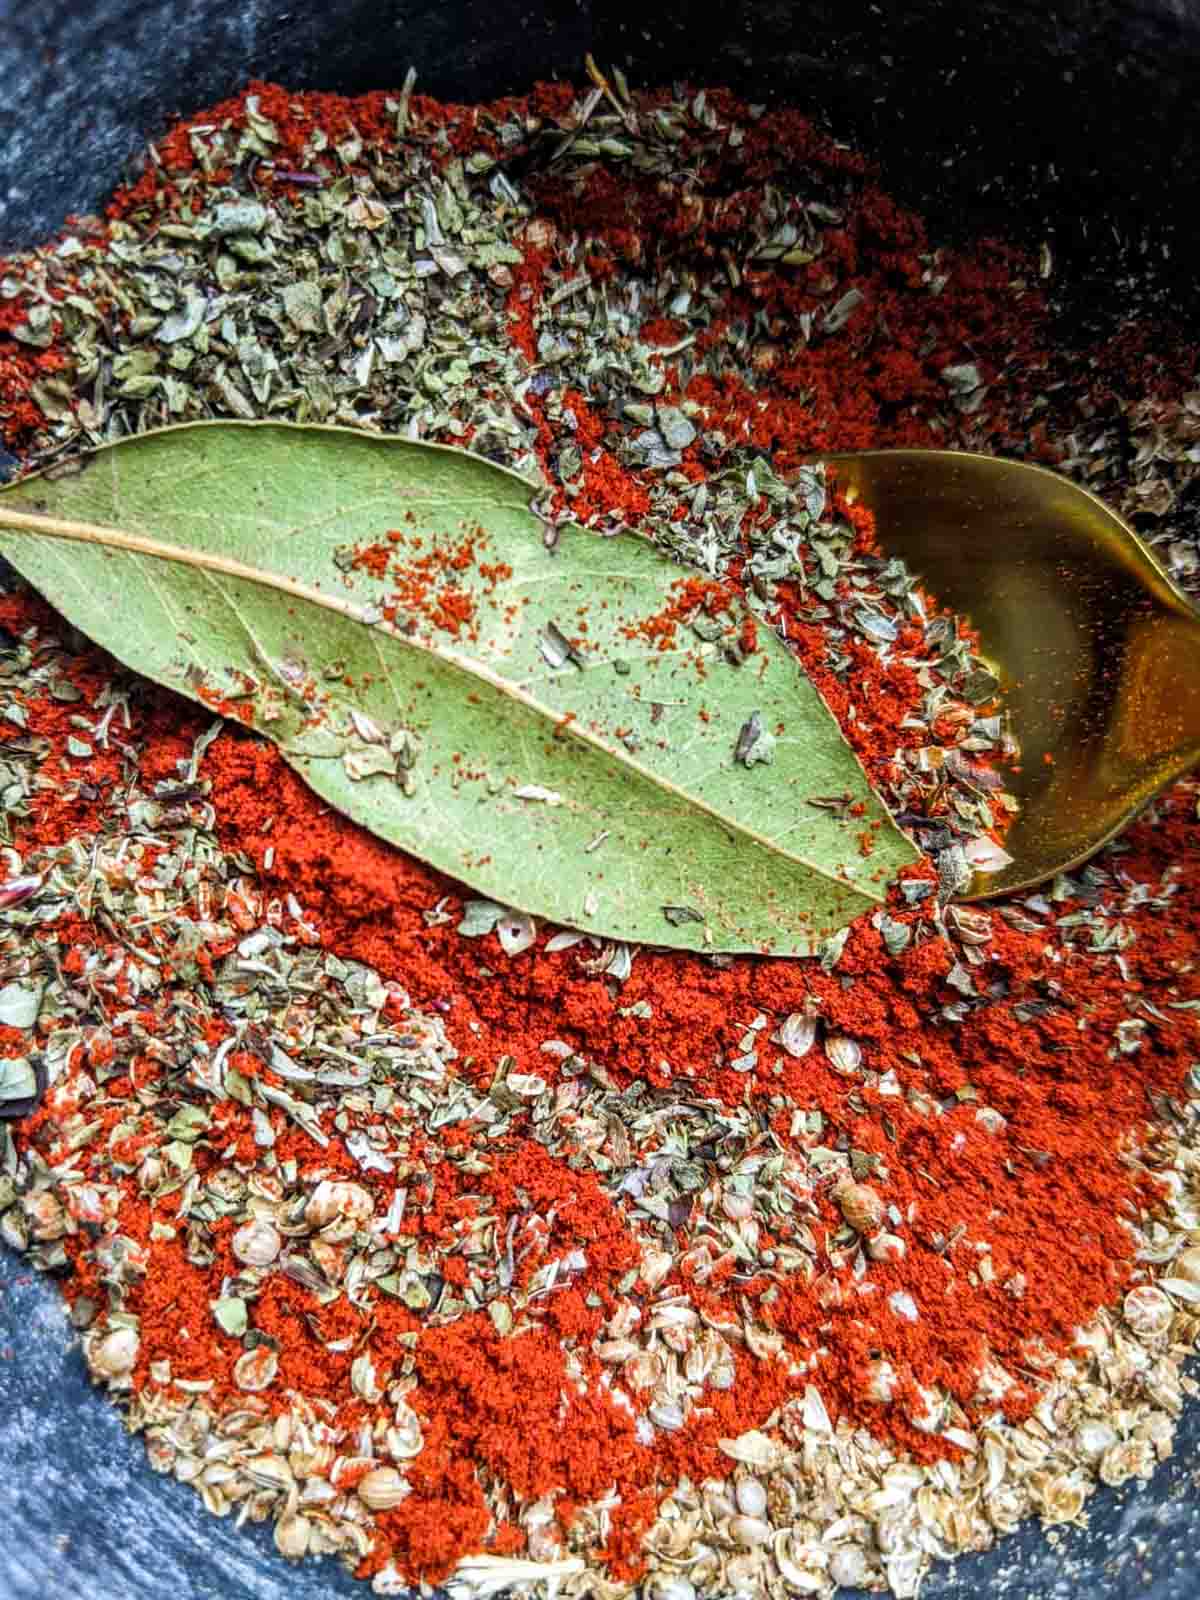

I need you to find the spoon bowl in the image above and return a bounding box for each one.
[822,450,1200,899]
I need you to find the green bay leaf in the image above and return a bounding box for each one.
[0,421,919,955]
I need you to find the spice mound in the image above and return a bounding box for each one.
[1,68,1200,1600]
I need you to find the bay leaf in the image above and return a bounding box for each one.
[0,422,919,955]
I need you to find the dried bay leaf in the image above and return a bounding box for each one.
[0,421,918,955]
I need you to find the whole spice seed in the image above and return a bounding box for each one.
[0,68,1198,1600]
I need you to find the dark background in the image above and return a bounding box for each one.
[2,2,1200,1596]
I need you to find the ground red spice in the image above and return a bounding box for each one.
[197,727,1197,1466]
[505,239,550,366]
[344,525,516,641]
[619,574,738,652]
[524,385,652,527]
[4,74,1200,1589]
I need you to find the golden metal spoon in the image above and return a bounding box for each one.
[823,449,1200,901]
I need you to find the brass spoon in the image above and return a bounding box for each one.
[821,449,1200,901]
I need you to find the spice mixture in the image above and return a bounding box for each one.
[1,69,1200,1600]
